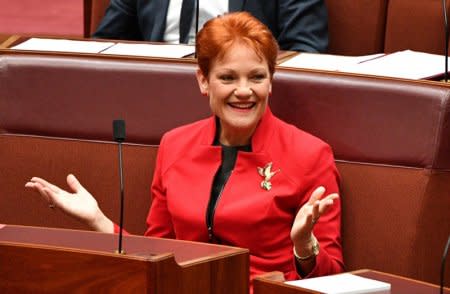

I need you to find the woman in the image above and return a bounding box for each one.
[26,12,343,290]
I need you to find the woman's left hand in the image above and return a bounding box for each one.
[290,186,339,247]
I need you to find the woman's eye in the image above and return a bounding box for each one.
[219,75,234,81]
[252,74,266,81]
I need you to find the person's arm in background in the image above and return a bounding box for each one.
[277,0,328,52]
[93,0,142,40]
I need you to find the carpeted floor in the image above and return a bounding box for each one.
[0,0,83,37]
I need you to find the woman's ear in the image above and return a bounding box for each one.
[196,69,209,96]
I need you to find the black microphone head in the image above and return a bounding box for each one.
[113,119,126,142]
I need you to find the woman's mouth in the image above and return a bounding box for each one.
[228,102,255,109]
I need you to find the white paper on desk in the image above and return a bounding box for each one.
[340,50,446,80]
[278,53,384,71]
[11,38,115,53]
[285,273,391,294]
[100,43,195,58]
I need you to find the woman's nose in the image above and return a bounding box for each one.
[233,87,253,97]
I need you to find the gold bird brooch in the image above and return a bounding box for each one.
[257,162,280,191]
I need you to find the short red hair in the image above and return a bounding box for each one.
[196,12,279,78]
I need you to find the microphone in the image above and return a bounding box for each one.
[440,234,450,294]
[113,119,126,254]
[443,0,449,82]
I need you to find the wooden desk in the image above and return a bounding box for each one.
[254,270,450,294]
[0,224,249,293]
[0,35,297,64]
[1,35,448,84]
[0,34,12,46]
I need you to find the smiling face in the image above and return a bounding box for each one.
[196,42,272,146]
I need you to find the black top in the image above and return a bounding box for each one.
[206,126,251,243]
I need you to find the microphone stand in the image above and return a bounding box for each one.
[441,235,450,294]
[443,0,449,82]
[113,120,126,254]
[117,139,125,254]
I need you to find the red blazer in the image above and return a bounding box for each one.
[145,107,344,283]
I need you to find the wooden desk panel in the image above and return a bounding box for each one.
[0,225,249,293]
[254,270,450,294]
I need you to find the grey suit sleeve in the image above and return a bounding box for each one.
[93,0,142,40]
[277,0,328,52]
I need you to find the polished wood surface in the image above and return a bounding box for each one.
[254,270,450,294]
[253,272,321,294]
[356,270,450,294]
[0,34,11,46]
[0,225,249,293]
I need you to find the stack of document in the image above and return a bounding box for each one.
[279,50,447,80]
[285,273,391,294]
[10,38,115,54]
[100,43,194,58]
[10,37,195,59]
[11,38,447,80]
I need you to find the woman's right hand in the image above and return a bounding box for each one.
[25,174,114,233]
